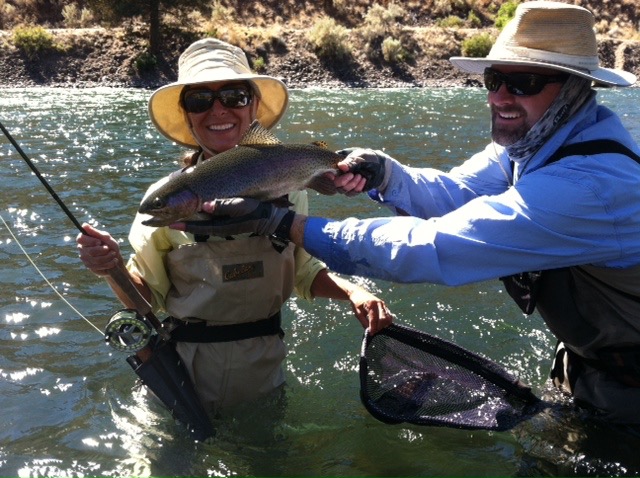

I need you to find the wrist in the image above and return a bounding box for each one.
[289,214,307,246]
[377,156,394,192]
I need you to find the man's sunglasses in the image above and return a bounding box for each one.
[483,68,569,96]
[181,86,253,113]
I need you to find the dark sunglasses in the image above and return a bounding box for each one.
[181,86,253,113]
[483,68,569,96]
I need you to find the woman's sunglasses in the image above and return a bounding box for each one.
[483,68,569,96]
[181,86,253,113]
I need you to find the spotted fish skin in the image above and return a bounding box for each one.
[139,120,342,226]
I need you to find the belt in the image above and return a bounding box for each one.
[168,311,283,343]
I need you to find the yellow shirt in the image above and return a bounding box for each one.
[126,185,325,314]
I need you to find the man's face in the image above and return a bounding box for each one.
[488,66,566,146]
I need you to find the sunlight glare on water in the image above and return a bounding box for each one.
[0,87,639,476]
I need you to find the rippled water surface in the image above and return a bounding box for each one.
[0,87,639,476]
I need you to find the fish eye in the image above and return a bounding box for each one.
[151,197,165,210]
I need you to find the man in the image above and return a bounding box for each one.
[171,3,640,424]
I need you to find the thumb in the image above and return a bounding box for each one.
[207,197,262,218]
[336,147,359,157]
[201,200,217,214]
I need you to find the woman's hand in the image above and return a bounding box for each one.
[346,286,394,335]
[312,270,394,335]
[76,223,122,276]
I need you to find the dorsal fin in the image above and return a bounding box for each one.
[311,141,328,149]
[239,120,282,146]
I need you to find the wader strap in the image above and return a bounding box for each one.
[545,139,640,165]
[509,139,640,177]
[168,311,283,343]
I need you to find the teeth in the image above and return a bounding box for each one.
[209,123,234,131]
[499,112,520,119]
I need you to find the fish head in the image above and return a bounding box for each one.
[138,188,201,227]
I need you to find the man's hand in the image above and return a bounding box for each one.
[170,197,293,239]
[333,148,394,195]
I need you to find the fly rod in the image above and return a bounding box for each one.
[0,119,170,343]
[0,121,86,233]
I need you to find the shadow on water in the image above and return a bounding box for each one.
[515,388,640,476]
[0,87,639,476]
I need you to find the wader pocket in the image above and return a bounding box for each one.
[500,271,543,315]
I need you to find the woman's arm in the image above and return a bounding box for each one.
[309,268,393,335]
[76,223,153,308]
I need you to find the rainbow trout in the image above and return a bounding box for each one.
[139,120,343,226]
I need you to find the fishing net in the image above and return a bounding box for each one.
[360,323,544,431]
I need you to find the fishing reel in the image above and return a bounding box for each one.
[104,309,153,352]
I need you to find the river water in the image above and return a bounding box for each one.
[0,86,639,476]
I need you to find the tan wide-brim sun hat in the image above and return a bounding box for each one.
[149,38,289,148]
[450,1,636,87]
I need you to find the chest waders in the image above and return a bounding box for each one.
[501,140,640,399]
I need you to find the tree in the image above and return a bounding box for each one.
[86,0,208,54]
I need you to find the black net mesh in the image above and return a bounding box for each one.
[360,324,544,431]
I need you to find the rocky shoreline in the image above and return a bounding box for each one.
[0,27,638,90]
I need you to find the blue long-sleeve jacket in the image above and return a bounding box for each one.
[304,96,640,286]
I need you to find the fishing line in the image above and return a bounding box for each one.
[0,212,102,335]
[0,118,170,347]
[0,121,85,234]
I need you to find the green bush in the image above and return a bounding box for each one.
[306,17,351,60]
[12,25,58,59]
[381,37,407,63]
[252,56,266,73]
[360,2,406,43]
[495,0,520,30]
[438,15,465,28]
[135,51,157,73]
[461,32,493,57]
[467,10,482,28]
[62,4,95,28]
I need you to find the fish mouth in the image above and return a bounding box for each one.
[141,210,211,228]
[138,189,201,228]
[141,216,173,227]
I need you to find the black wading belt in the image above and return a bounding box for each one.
[168,311,283,343]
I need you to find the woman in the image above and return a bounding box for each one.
[76,38,392,411]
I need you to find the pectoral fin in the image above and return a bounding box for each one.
[307,174,338,195]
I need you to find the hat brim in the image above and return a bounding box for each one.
[449,56,636,87]
[149,74,289,148]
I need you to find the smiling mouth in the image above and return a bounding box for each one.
[208,123,234,131]
[497,111,522,120]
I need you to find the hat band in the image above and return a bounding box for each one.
[178,65,253,84]
[491,46,600,73]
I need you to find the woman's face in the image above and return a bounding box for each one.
[183,81,259,155]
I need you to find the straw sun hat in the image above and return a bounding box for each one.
[149,38,289,148]
[450,1,636,87]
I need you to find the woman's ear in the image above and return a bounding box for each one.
[251,96,260,121]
